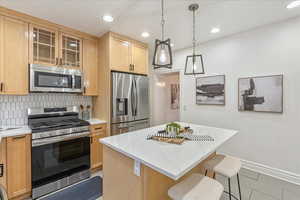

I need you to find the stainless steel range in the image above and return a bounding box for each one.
[28,106,91,199]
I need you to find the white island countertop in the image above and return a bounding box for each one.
[100,122,238,180]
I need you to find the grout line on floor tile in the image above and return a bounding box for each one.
[251,188,281,200]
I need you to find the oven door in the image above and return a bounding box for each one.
[30,64,82,93]
[31,136,90,188]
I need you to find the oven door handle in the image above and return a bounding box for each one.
[32,132,90,147]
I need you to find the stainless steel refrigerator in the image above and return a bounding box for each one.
[111,71,150,135]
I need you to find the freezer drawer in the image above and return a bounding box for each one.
[111,120,150,136]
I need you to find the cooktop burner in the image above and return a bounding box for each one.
[28,106,90,133]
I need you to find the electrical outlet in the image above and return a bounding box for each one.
[134,160,141,176]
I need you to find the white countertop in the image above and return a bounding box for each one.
[87,119,107,125]
[0,118,106,139]
[0,126,32,139]
[100,122,238,180]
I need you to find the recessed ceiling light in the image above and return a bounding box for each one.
[141,32,150,38]
[210,27,220,34]
[102,15,114,22]
[170,43,174,47]
[287,1,300,9]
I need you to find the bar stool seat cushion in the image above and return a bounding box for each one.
[168,174,224,200]
[203,155,241,178]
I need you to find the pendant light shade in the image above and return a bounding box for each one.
[153,0,173,69]
[153,39,172,68]
[184,54,204,75]
[184,4,205,75]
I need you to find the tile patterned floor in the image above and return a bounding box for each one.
[218,168,300,200]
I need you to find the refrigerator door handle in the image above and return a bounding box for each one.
[130,78,135,117]
[134,78,138,116]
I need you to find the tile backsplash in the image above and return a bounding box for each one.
[0,94,92,126]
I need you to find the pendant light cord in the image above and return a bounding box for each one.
[192,8,196,56]
[161,0,165,41]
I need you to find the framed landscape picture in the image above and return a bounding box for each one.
[196,75,225,105]
[170,83,180,110]
[238,75,283,113]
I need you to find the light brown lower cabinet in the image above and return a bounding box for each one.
[0,138,7,192]
[6,134,31,200]
[90,124,107,171]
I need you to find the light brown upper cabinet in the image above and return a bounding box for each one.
[7,134,31,199]
[29,24,59,66]
[29,25,83,69]
[83,38,98,96]
[0,16,29,95]
[110,36,132,73]
[109,33,148,75]
[60,32,83,69]
[132,43,148,75]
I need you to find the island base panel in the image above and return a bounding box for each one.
[103,146,216,200]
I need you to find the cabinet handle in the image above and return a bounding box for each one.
[0,164,3,177]
[94,127,103,131]
[59,58,63,66]
[11,135,26,140]
[83,86,86,94]
[129,64,134,71]
[0,83,3,92]
[55,58,59,65]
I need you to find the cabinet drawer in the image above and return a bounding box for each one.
[90,124,106,133]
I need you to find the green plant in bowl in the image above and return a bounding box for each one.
[166,122,181,135]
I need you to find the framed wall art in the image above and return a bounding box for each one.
[170,83,180,110]
[238,75,283,113]
[196,75,225,105]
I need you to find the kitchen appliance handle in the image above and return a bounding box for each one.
[72,75,75,89]
[134,78,138,116]
[0,164,4,177]
[131,78,135,116]
[32,132,90,147]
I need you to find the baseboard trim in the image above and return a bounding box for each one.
[241,159,300,185]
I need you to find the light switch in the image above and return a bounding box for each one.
[183,105,187,111]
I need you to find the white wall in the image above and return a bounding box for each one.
[173,17,300,175]
[152,73,180,125]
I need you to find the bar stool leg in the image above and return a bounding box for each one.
[228,178,232,200]
[237,173,242,200]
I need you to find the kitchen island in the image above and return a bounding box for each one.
[100,122,238,200]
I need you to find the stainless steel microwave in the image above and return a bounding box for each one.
[30,64,83,93]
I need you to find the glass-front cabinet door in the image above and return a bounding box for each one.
[29,24,59,66]
[60,33,82,69]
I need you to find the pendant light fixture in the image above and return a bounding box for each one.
[153,0,173,69]
[184,4,205,75]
